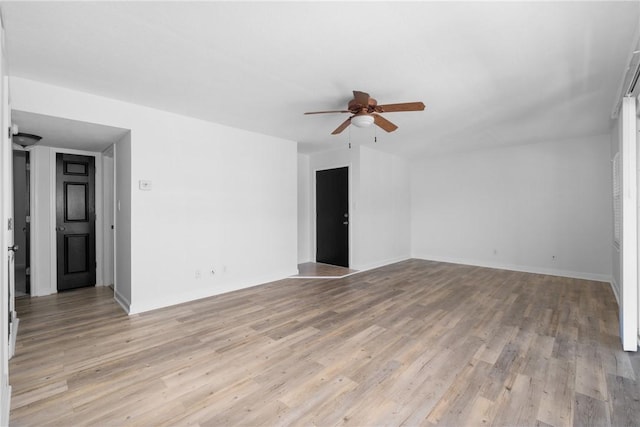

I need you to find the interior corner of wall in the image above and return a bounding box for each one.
[610,277,620,306]
[114,291,131,314]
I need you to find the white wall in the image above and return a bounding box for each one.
[411,135,613,281]
[612,117,621,299]
[355,145,411,269]
[11,77,298,314]
[102,149,114,287]
[114,134,131,310]
[297,153,310,263]
[304,144,411,271]
[29,146,54,296]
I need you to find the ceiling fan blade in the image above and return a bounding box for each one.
[352,90,370,107]
[375,102,425,113]
[304,110,351,115]
[373,114,398,133]
[331,117,352,135]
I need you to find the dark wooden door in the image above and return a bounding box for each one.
[56,153,96,291]
[316,167,349,267]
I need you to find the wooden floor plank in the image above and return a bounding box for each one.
[293,262,358,278]
[9,259,638,426]
[573,392,610,427]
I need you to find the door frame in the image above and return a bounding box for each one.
[30,146,111,296]
[312,164,353,267]
[0,21,13,423]
[620,96,639,351]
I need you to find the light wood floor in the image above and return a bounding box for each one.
[9,259,640,426]
[293,262,358,278]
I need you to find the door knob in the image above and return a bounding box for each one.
[8,245,18,252]
[343,221,349,225]
[57,226,66,231]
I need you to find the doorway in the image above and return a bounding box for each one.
[11,111,126,298]
[316,167,349,267]
[12,151,30,296]
[56,153,96,291]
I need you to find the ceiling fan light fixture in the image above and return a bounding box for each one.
[351,114,374,128]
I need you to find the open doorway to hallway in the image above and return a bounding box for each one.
[12,149,30,297]
[11,110,128,297]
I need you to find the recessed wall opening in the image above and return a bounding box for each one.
[11,110,130,301]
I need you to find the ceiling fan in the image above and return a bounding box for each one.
[304,90,425,135]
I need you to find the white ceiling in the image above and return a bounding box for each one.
[12,110,129,152]
[1,1,638,156]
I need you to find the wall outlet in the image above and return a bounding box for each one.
[195,270,201,279]
[139,180,152,191]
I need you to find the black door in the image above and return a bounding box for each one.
[56,153,96,291]
[316,167,349,267]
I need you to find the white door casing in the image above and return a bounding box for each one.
[0,15,14,424]
[621,96,639,351]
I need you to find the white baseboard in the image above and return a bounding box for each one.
[412,254,613,283]
[352,255,411,273]
[114,290,131,314]
[9,313,19,359]
[128,269,298,315]
[610,277,621,306]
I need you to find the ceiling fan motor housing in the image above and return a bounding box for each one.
[348,97,377,113]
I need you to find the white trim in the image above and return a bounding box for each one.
[351,255,411,273]
[611,277,621,307]
[47,150,55,292]
[292,274,359,280]
[0,19,12,427]
[114,289,130,314]
[413,254,613,283]
[112,143,118,307]
[621,97,639,351]
[8,314,18,359]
